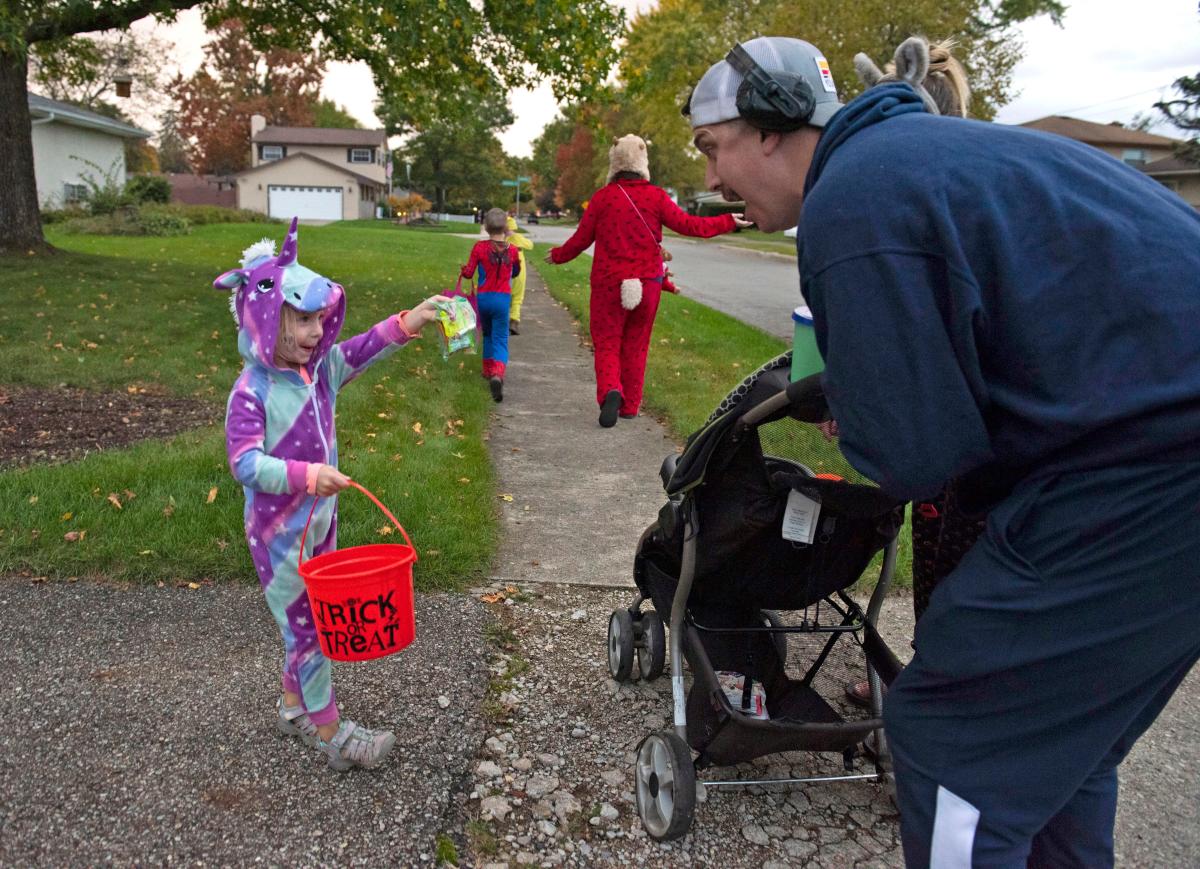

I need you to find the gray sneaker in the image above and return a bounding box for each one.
[277,697,320,746]
[317,720,396,771]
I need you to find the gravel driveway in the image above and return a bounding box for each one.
[0,580,490,866]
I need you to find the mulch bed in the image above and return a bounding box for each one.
[0,386,220,469]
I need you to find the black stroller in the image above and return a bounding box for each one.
[605,355,907,841]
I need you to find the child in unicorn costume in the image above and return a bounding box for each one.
[216,218,445,770]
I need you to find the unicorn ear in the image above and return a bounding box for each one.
[213,268,249,290]
[277,216,299,267]
[853,52,885,87]
[893,37,930,88]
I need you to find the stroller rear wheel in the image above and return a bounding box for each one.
[608,609,636,682]
[638,611,666,681]
[634,731,696,841]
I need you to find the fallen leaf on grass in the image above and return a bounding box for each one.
[499,494,514,502]
[64,530,86,542]
[206,486,218,504]
[458,477,471,484]
[28,495,37,505]
[412,421,423,435]
[451,451,465,459]
[163,497,176,518]
[61,511,73,521]
[187,582,201,590]
[377,526,394,536]
[215,539,228,551]
[123,489,136,501]
[107,493,122,510]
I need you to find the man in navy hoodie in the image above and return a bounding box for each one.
[686,36,1200,868]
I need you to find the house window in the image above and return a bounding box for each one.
[349,148,373,164]
[63,183,89,204]
[1122,148,1147,166]
[261,145,284,162]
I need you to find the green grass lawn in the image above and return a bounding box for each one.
[0,221,498,590]
[531,246,914,587]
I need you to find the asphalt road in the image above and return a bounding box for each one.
[522,223,802,340]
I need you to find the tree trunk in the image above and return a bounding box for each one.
[0,50,50,255]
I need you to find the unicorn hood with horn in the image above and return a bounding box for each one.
[214,217,347,375]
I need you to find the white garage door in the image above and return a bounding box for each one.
[267,185,342,221]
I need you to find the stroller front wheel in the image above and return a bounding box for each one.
[608,609,636,682]
[635,731,696,841]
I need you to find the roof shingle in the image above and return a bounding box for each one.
[253,126,386,147]
[1019,116,1180,148]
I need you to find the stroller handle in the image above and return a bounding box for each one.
[739,372,828,428]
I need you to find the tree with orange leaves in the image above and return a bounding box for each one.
[171,19,324,176]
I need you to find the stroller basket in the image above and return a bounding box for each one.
[609,353,907,842]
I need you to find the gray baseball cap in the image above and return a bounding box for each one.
[687,36,842,129]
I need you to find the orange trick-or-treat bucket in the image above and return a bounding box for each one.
[298,481,417,662]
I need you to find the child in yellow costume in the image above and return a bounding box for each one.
[505,216,533,334]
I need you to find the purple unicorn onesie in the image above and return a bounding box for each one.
[215,218,416,729]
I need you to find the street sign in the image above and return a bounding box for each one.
[502,177,532,217]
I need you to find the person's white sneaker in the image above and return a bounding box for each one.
[317,720,396,771]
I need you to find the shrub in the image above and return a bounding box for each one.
[61,208,191,237]
[70,156,131,215]
[124,174,171,204]
[155,204,274,225]
[40,205,89,225]
[389,193,432,220]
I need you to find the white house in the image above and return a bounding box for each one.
[28,93,150,208]
[234,114,388,221]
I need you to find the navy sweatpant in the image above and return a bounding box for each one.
[884,461,1200,868]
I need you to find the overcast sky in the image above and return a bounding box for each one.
[131,0,1198,155]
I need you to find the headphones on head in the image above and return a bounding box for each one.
[725,43,816,132]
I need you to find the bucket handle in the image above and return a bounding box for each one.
[299,480,416,568]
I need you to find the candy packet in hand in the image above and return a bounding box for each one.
[433,296,477,360]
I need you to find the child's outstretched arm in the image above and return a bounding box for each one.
[508,231,534,251]
[325,295,449,391]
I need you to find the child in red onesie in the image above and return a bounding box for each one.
[544,135,747,427]
[462,208,521,402]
